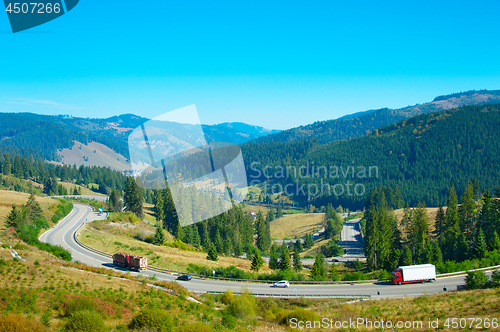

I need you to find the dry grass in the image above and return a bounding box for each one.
[78,216,273,273]
[393,206,446,234]
[58,181,105,196]
[270,213,324,239]
[57,140,130,172]
[242,204,270,216]
[0,190,58,230]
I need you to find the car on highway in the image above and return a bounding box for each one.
[271,280,290,288]
[332,259,339,262]
[177,274,192,281]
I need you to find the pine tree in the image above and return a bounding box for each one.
[293,251,302,272]
[24,192,42,222]
[459,183,476,244]
[277,204,283,218]
[153,190,165,226]
[269,244,279,270]
[3,154,11,176]
[400,246,412,266]
[207,242,218,261]
[215,229,224,254]
[108,189,123,212]
[310,253,327,281]
[434,204,446,238]
[123,177,144,218]
[279,248,291,271]
[267,207,275,222]
[251,251,264,272]
[295,237,303,253]
[5,205,23,228]
[474,228,487,259]
[153,226,166,245]
[255,212,268,251]
[163,188,178,234]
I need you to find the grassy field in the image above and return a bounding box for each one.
[78,213,273,274]
[0,190,59,231]
[270,213,324,239]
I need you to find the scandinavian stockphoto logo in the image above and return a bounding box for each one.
[127,105,249,227]
[3,0,79,33]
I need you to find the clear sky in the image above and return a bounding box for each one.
[1,0,499,130]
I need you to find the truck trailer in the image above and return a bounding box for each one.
[392,264,436,285]
[112,252,147,271]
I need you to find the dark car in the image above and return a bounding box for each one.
[177,274,192,281]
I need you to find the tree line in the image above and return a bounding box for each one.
[364,182,500,272]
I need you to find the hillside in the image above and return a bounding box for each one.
[253,89,500,144]
[242,103,500,208]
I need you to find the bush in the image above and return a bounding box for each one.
[225,292,256,319]
[276,308,319,326]
[465,271,488,289]
[63,310,105,332]
[52,200,73,223]
[177,322,217,332]
[341,271,367,281]
[128,308,173,332]
[221,289,233,304]
[16,224,71,261]
[0,313,46,332]
[64,297,95,317]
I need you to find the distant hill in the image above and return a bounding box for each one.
[253,89,500,144]
[242,103,500,209]
[0,112,280,170]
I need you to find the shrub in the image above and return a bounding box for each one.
[0,313,46,332]
[64,297,95,317]
[63,310,105,332]
[221,289,233,304]
[16,223,71,261]
[341,271,367,281]
[225,293,256,319]
[128,308,173,332]
[154,280,188,297]
[177,322,217,332]
[276,308,319,325]
[52,200,73,223]
[465,270,488,289]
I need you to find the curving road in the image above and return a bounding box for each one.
[40,203,467,298]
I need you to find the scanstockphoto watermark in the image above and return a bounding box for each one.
[249,161,379,201]
[289,317,424,330]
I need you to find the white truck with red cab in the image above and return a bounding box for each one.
[392,264,436,285]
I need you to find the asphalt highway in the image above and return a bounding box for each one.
[40,203,468,298]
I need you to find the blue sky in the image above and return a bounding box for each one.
[1,0,499,129]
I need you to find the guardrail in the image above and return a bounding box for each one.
[204,291,371,298]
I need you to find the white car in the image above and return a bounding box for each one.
[272,280,290,288]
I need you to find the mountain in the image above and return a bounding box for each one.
[241,103,500,209]
[253,89,500,144]
[201,122,281,145]
[0,112,280,169]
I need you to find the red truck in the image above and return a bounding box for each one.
[113,252,147,271]
[392,264,436,285]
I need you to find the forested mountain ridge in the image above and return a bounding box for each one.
[252,89,500,144]
[0,112,279,164]
[242,104,500,209]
